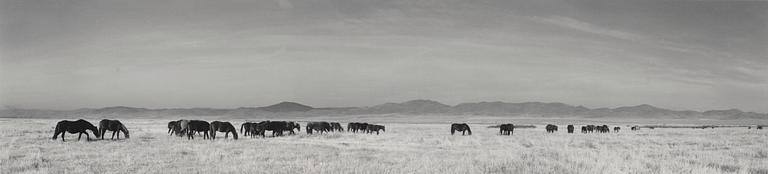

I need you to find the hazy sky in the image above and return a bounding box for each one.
[1,0,767,112]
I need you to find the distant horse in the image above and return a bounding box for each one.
[545,124,558,133]
[451,123,472,135]
[567,125,574,133]
[306,122,332,134]
[581,126,587,133]
[168,120,178,135]
[586,125,595,133]
[631,126,639,131]
[210,121,238,140]
[613,127,620,133]
[499,124,514,135]
[758,126,764,130]
[330,122,343,132]
[253,121,289,137]
[99,119,129,140]
[187,120,210,140]
[177,120,190,136]
[601,125,609,133]
[241,122,255,137]
[348,122,366,133]
[284,122,301,135]
[52,119,101,142]
[366,124,385,135]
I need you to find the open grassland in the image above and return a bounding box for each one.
[1,118,767,174]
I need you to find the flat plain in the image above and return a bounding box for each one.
[1,118,767,174]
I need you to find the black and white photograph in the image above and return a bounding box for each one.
[1,0,767,173]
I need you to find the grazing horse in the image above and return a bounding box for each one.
[451,123,472,135]
[306,122,332,134]
[284,122,301,135]
[347,122,357,132]
[99,119,129,140]
[168,120,178,135]
[241,122,255,137]
[631,126,639,131]
[586,125,595,133]
[253,121,288,137]
[499,124,514,135]
[613,127,620,133]
[176,120,190,137]
[567,125,574,133]
[330,122,344,132]
[210,121,238,140]
[366,124,385,135]
[758,126,764,130]
[187,120,210,140]
[348,122,367,133]
[581,126,587,133]
[600,125,610,133]
[545,124,558,133]
[52,119,101,142]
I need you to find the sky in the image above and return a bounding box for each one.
[1,0,767,112]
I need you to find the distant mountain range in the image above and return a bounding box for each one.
[1,100,766,119]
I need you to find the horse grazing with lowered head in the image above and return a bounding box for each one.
[330,122,344,132]
[499,124,514,135]
[306,122,332,134]
[366,124,385,135]
[168,120,179,135]
[283,122,301,135]
[99,119,129,140]
[545,124,558,133]
[52,119,101,142]
[451,123,472,135]
[614,127,620,133]
[210,121,238,140]
[186,120,210,140]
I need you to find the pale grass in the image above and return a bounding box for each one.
[0,118,766,174]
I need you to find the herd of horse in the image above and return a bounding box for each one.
[50,119,764,141]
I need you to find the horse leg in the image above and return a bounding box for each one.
[225,132,229,139]
[85,132,91,141]
[117,131,120,139]
[112,131,116,139]
[78,133,83,141]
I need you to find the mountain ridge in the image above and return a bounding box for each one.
[2,100,766,119]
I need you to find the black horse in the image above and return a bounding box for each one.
[586,125,596,133]
[210,121,238,140]
[253,121,289,137]
[545,124,558,133]
[757,125,763,130]
[499,124,514,135]
[330,122,344,132]
[99,119,129,140]
[168,120,178,135]
[567,125,574,133]
[631,126,639,131]
[348,122,364,133]
[598,125,609,133]
[187,120,210,140]
[614,127,620,133]
[241,122,256,137]
[581,126,587,133]
[52,119,101,142]
[284,122,301,135]
[306,122,332,134]
[366,124,385,135]
[451,123,472,135]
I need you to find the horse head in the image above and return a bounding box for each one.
[121,125,130,138]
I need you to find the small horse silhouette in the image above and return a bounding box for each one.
[210,121,238,140]
[451,123,472,135]
[52,119,101,142]
[99,119,129,140]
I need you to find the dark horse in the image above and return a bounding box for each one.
[451,123,472,135]
[330,122,344,132]
[567,125,574,133]
[187,120,210,140]
[210,121,238,140]
[253,121,289,137]
[366,124,385,135]
[52,119,101,142]
[99,119,129,140]
[240,122,255,137]
[168,120,179,135]
[581,126,587,133]
[306,122,332,134]
[545,124,558,133]
[284,122,301,135]
[614,127,620,133]
[499,124,514,135]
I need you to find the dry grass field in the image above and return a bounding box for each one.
[1,118,767,174]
